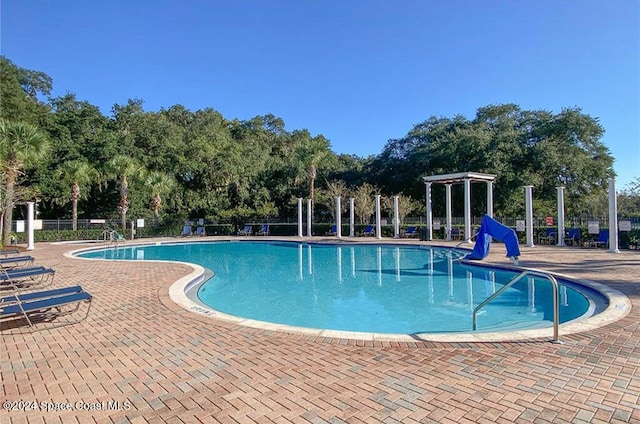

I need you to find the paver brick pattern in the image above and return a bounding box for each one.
[1,239,639,423]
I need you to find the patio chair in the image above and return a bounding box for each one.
[450,228,464,240]
[0,266,56,290]
[360,225,375,236]
[0,285,92,331]
[326,225,337,236]
[589,229,609,248]
[258,224,269,236]
[539,228,556,245]
[196,226,206,236]
[566,228,581,246]
[238,225,252,236]
[403,226,417,238]
[182,225,192,237]
[0,255,35,269]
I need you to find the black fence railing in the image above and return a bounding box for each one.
[8,215,639,249]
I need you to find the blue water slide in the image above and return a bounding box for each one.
[464,214,521,261]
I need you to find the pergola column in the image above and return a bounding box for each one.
[487,181,494,218]
[556,187,565,246]
[335,196,342,238]
[307,199,312,237]
[393,195,399,238]
[445,184,452,240]
[425,182,433,241]
[375,194,382,239]
[26,201,35,251]
[464,178,471,243]
[297,198,303,237]
[524,185,535,247]
[349,198,355,237]
[608,178,619,253]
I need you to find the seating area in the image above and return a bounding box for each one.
[539,228,557,245]
[403,226,418,238]
[1,250,91,331]
[239,225,252,236]
[360,225,375,236]
[0,255,35,269]
[566,228,581,246]
[589,229,609,248]
[258,224,269,236]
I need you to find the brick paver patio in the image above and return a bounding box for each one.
[1,238,639,423]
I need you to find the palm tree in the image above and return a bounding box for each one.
[145,171,175,228]
[106,155,145,231]
[294,132,331,202]
[55,160,99,231]
[0,119,50,246]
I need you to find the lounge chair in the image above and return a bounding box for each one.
[539,228,556,245]
[326,225,337,236]
[0,285,92,331]
[196,226,206,236]
[566,228,581,246]
[182,225,192,237]
[258,224,269,236]
[1,266,56,289]
[403,226,417,238]
[589,229,609,248]
[450,228,463,240]
[361,225,374,236]
[0,255,35,269]
[0,249,20,257]
[238,225,252,236]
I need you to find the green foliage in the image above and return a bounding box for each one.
[373,104,615,217]
[0,56,625,240]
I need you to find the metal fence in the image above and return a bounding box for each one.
[11,215,639,234]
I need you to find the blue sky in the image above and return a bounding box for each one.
[2,0,638,189]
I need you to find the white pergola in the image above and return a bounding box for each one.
[422,172,497,242]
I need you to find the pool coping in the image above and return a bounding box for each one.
[66,238,632,343]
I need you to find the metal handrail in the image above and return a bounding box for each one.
[472,269,561,343]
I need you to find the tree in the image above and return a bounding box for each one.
[382,194,420,224]
[106,155,145,231]
[294,131,332,202]
[317,179,349,221]
[0,119,50,245]
[54,160,99,230]
[145,171,176,227]
[0,56,52,125]
[353,183,378,224]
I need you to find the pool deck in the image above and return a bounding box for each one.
[1,237,639,423]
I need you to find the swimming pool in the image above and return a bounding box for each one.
[77,241,606,336]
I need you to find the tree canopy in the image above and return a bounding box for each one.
[0,56,625,232]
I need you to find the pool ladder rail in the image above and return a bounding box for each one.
[472,269,562,344]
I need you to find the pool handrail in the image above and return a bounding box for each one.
[472,269,561,343]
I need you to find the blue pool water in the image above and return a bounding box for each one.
[78,241,597,334]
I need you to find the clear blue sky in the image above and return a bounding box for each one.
[2,0,638,189]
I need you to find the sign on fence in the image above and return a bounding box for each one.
[433,219,441,230]
[588,220,600,234]
[516,220,526,232]
[619,221,632,231]
[546,216,554,226]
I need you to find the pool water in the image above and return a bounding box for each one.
[79,241,594,334]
